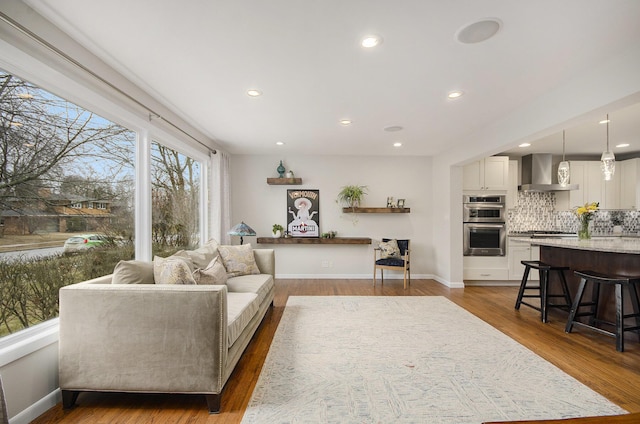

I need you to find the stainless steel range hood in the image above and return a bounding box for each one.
[518,154,579,192]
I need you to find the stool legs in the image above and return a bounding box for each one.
[516,262,570,323]
[515,266,531,310]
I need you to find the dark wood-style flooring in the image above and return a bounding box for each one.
[31,279,640,423]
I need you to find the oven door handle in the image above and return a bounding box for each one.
[466,223,505,228]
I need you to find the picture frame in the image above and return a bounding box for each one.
[287,189,320,237]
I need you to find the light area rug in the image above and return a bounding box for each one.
[241,296,626,424]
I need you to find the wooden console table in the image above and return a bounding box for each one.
[257,237,371,245]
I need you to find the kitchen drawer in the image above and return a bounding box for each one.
[463,268,509,280]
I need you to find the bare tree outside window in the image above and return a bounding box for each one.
[151,142,200,254]
[0,71,136,336]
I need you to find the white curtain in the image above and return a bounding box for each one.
[209,150,232,244]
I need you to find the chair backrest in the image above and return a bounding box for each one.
[382,238,409,256]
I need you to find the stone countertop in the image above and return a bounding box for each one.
[510,236,640,254]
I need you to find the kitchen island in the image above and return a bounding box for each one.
[511,236,640,341]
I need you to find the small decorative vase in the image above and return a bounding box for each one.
[286,170,294,178]
[277,161,285,178]
[272,230,282,238]
[577,220,591,240]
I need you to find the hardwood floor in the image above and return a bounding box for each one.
[31,279,640,423]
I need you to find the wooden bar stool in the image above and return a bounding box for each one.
[515,260,572,323]
[565,270,640,352]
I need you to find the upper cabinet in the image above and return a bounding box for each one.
[620,158,640,209]
[568,161,620,209]
[463,156,509,191]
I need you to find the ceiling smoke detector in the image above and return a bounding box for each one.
[455,18,502,44]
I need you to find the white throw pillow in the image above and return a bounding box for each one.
[217,244,261,277]
[193,257,228,285]
[153,256,197,285]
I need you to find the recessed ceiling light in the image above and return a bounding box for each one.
[519,143,531,148]
[616,143,630,148]
[340,119,352,126]
[448,90,464,99]
[276,141,285,146]
[599,119,610,124]
[384,125,403,132]
[247,89,262,97]
[361,35,383,48]
[455,18,502,44]
[393,142,403,147]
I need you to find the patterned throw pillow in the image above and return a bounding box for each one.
[379,239,401,259]
[193,256,228,285]
[153,256,197,285]
[217,244,261,277]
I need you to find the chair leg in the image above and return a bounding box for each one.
[373,266,377,287]
[615,283,625,352]
[515,265,531,310]
[566,277,588,333]
[540,269,549,323]
[628,282,640,342]
[403,267,407,289]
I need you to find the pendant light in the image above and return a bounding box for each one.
[600,114,615,181]
[557,130,570,187]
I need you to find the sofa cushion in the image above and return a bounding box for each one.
[153,256,197,285]
[111,260,154,284]
[226,274,274,305]
[172,239,219,269]
[227,292,260,347]
[193,257,228,285]
[218,244,261,277]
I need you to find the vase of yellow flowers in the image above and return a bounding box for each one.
[574,202,598,240]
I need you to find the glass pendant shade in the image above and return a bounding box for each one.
[558,161,570,186]
[558,130,570,186]
[601,114,615,181]
[601,150,615,181]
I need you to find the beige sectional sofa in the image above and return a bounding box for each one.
[58,242,275,413]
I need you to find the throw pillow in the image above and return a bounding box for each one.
[172,239,220,269]
[153,256,197,285]
[379,239,401,259]
[111,260,154,284]
[217,244,261,277]
[193,256,228,285]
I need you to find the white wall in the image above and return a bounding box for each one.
[230,154,434,279]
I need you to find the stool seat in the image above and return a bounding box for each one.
[565,270,640,352]
[515,261,572,323]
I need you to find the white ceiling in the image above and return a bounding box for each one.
[23,0,640,158]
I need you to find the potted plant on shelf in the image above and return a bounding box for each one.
[611,211,624,235]
[336,185,368,211]
[272,224,284,238]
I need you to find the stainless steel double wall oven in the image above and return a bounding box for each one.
[463,195,506,256]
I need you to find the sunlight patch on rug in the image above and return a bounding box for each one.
[241,296,626,424]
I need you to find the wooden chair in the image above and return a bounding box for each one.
[373,239,410,289]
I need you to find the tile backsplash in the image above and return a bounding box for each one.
[507,192,640,234]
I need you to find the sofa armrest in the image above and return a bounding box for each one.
[59,284,228,394]
[253,249,275,278]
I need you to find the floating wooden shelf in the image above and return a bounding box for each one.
[257,237,371,245]
[342,207,410,214]
[267,177,303,185]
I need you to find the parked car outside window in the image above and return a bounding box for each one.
[63,234,111,254]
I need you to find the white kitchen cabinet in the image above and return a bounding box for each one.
[506,160,518,209]
[508,240,539,281]
[568,161,619,209]
[463,156,509,191]
[463,256,509,282]
[620,158,639,209]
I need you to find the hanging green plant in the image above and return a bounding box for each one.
[336,185,368,209]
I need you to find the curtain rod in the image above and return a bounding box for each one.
[0,10,216,154]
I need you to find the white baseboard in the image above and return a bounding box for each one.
[9,389,60,424]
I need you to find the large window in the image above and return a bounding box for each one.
[151,141,201,256]
[0,70,136,336]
